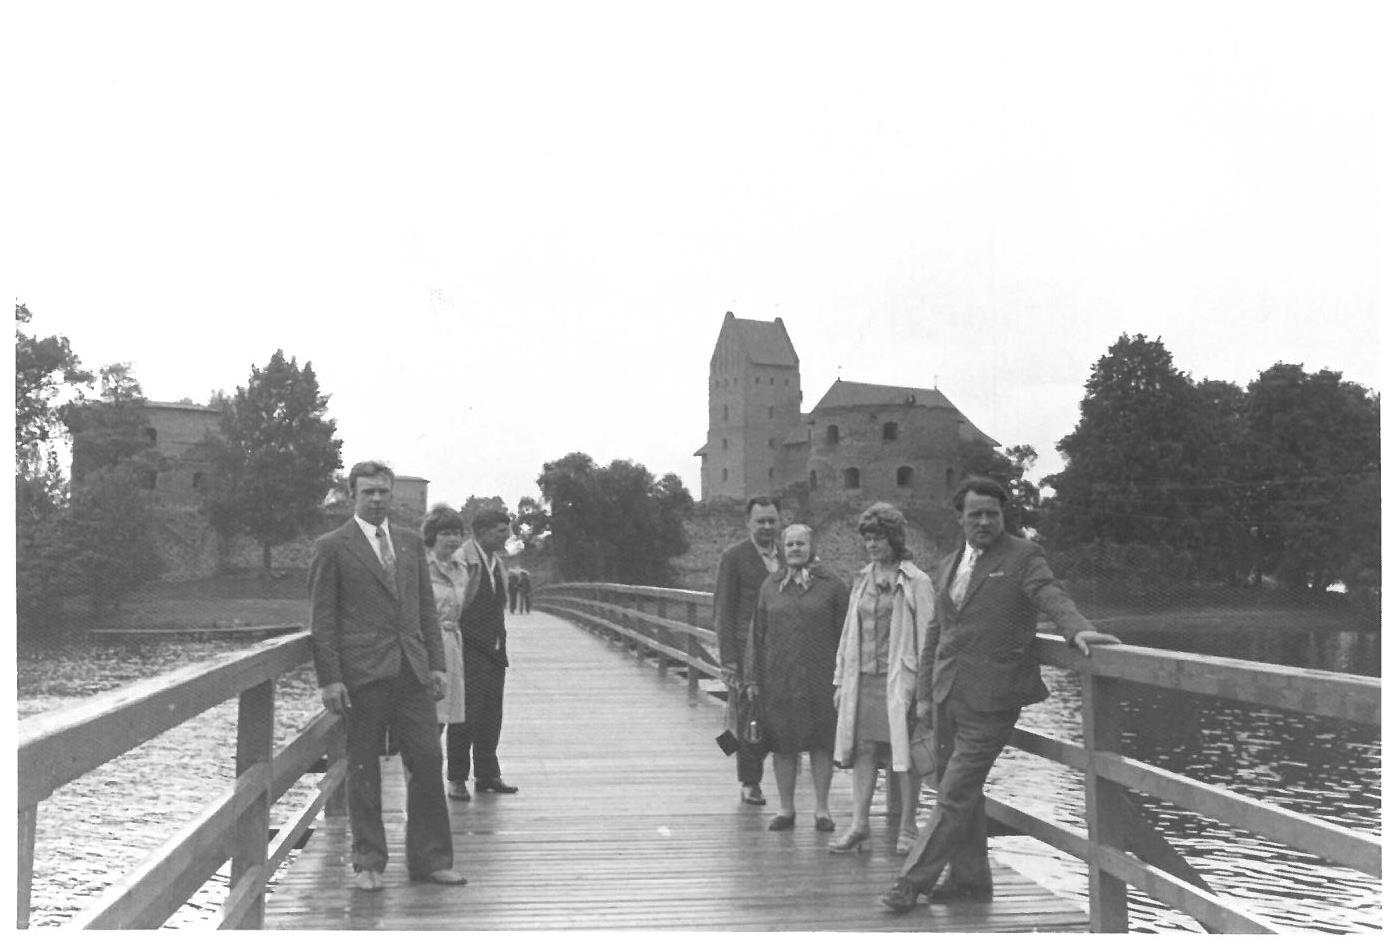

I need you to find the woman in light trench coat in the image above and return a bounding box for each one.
[831,502,935,854]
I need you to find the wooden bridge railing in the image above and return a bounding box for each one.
[16,631,345,930]
[535,581,1381,934]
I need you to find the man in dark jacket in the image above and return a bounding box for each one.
[309,460,467,890]
[881,476,1117,913]
[713,496,782,806]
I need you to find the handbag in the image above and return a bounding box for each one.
[909,719,936,779]
[735,684,765,749]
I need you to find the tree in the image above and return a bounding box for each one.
[1044,335,1218,561]
[1242,364,1380,593]
[59,363,166,615]
[514,495,551,549]
[15,301,92,477]
[206,350,343,576]
[537,453,693,585]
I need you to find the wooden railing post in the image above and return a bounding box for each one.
[686,600,701,699]
[655,597,670,678]
[229,680,274,929]
[17,804,37,929]
[1081,667,1130,932]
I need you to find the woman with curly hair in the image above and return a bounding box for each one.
[422,505,469,752]
[829,502,935,854]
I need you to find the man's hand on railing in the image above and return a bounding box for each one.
[320,683,351,714]
[1071,630,1122,657]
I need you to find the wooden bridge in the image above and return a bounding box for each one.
[17,583,1381,932]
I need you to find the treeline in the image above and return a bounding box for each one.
[1040,335,1379,604]
[15,303,342,632]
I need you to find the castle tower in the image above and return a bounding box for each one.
[694,312,802,501]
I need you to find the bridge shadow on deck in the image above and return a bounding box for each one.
[265,611,1087,931]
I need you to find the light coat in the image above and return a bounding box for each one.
[833,558,935,772]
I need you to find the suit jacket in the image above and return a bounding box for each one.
[456,540,508,666]
[309,518,444,691]
[917,533,1094,712]
[713,538,781,674]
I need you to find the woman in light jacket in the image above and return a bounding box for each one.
[830,502,935,854]
[422,505,469,783]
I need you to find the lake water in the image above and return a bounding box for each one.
[16,628,1381,931]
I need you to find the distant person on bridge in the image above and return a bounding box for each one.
[830,502,934,856]
[507,569,520,614]
[517,569,532,613]
[422,505,468,735]
[748,523,848,833]
[309,461,468,891]
[713,496,784,807]
[881,476,1119,915]
[447,509,520,797]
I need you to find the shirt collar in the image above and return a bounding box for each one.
[354,515,390,543]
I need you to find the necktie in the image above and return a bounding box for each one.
[950,546,978,607]
[375,526,397,583]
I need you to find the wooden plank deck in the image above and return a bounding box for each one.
[265,611,1088,931]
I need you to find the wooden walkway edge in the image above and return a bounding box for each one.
[264,612,1088,931]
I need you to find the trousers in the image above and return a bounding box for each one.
[447,655,506,782]
[345,667,454,875]
[899,689,1020,892]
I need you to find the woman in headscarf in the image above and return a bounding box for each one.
[830,502,934,854]
[749,524,849,834]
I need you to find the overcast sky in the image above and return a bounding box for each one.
[11,1,1387,511]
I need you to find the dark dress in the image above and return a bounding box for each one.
[751,564,850,754]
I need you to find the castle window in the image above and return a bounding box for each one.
[768,406,774,419]
[754,376,760,384]
[192,471,206,491]
[897,466,914,487]
[722,468,728,482]
[145,427,158,444]
[826,424,840,446]
[768,437,775,449]
[768,467,774,480]
[809,470,818,489]
[882,421,899,442]
[785,378,790,386]
[140,470,157,490]
[843,467,861,489]
[769,376,774,385]
[945,467,955,491]
[723,405,729,422]
[722,438,728,450]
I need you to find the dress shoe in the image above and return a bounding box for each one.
[413,868,469,886]
[828,826,870,853]
[448,780,472,801]
[928,883,993,903]
[896,826,920,856]
[476,778,518,794]
[880,878,924,914]
[767,813,796,831]
[741,783,767,806]
[351,869,384,892]
[814,815,836,833]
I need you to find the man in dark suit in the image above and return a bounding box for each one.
[310,460,467,891]
[713,496,783,806]
[446,509,519,797]
[881,476,1118,914]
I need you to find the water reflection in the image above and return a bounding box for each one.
[983,629,1381,934]
[18,638,324,928]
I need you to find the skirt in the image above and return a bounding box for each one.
[856,672,891,743]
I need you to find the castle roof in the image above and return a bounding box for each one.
[719,312,798,368]
[813,380,999,446]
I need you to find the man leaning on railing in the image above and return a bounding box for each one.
[880,475,1119,916]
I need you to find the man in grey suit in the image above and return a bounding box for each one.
[713,496,782,806]
[310,460,467,891]
[881,476,1118,914]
